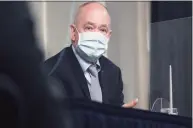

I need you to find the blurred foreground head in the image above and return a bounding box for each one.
[0,2,70,128]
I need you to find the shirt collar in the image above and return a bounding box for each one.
[72,46,101,72]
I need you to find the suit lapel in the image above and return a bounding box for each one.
[66,47,91,99]
[99,57,109,104]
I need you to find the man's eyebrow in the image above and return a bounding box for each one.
[84,22,111,29]
[84,21,95,26]
[100,24,111,30]
[100,24,108,28]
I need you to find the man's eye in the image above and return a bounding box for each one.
[85,27,93,30]
[100,29,107,33]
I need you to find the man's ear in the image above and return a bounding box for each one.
[70,24,76,41]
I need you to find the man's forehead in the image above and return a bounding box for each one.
[74,2,111,25]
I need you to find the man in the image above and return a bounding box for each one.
[44,2,138,107]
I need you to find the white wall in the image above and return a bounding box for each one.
[106,2,150,109]
[29,1,150,109]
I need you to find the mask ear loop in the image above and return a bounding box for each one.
[73,26,81,35]
[72,26,81,49]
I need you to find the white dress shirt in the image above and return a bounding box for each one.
[72,46,101,85]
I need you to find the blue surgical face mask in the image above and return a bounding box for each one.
[75,31,109,63]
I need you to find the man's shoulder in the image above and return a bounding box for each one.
[100,56,121,71]
[43,47,70,75]
[44,52,60,69]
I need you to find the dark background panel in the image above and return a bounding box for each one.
[151,1,192,23]
[150,1,192,117]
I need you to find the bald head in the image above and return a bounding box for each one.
[74,2,110,25]
[70,2,112,45]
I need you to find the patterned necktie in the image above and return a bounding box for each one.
[87,65,102,102]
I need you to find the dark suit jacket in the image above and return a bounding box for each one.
[44,46,124,106]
